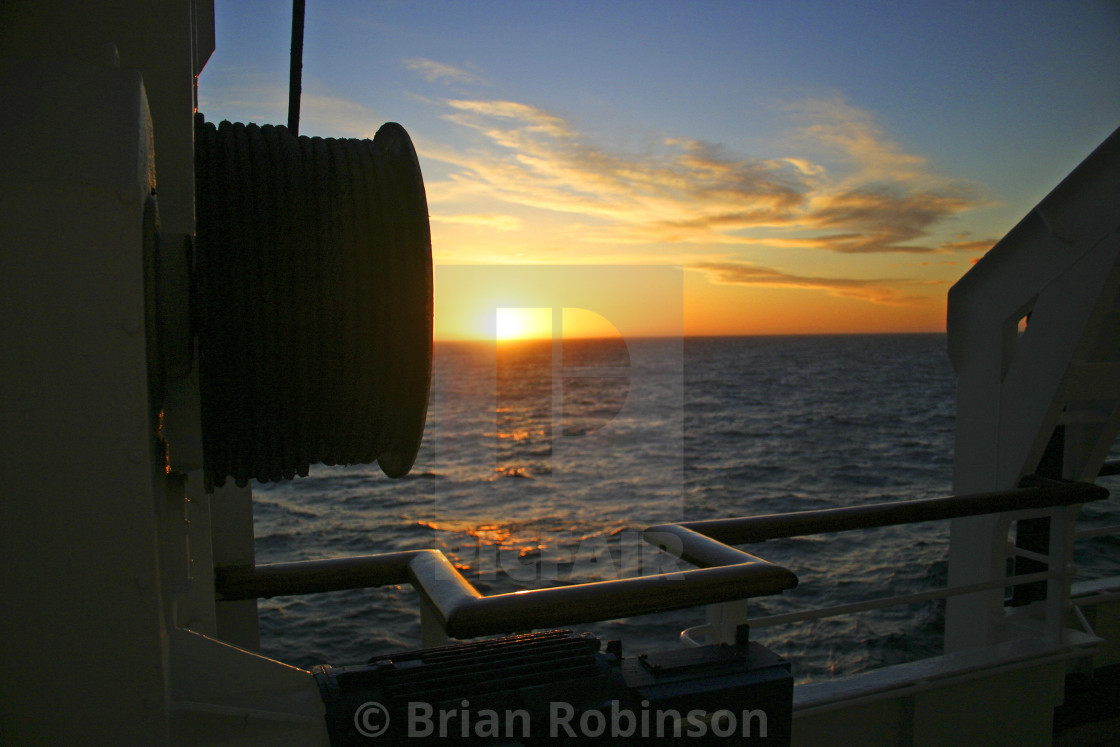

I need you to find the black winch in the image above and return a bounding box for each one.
[312,629,792,745]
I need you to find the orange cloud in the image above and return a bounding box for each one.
[424,96,986,256]
[938,238,997,254]
[694,262,926,306]
[798,187,977,253]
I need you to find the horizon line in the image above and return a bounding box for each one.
[434,329,948,343]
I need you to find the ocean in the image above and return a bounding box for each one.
[252,333,1120,682]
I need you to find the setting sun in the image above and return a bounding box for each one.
[495,307,552,341]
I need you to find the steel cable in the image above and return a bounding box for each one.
[194,114,432,488]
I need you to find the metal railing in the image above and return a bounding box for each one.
[1068,466,1120,641]
[214,479,1107,647]
[673,479,1107,646]
[646,478,1099,544]
[215,532,797,645]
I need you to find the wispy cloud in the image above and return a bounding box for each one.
[793,187,978,253]
[424,95,986,259]
[432,100,810,237]
[405,57,487,86]
[785,96,931,184]
[939,237,997,254]
[695,261,925,305]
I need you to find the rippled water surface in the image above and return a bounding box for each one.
[252,333,1120,682]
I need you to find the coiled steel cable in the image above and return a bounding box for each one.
[194,114,432,487]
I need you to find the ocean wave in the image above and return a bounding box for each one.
[250,334,1108,680]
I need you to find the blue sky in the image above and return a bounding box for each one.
[199,0,1120,335]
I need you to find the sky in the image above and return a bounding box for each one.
[198,0,1120,339]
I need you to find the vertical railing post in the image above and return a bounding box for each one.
[705,599,751,645]
[1045,505,1079,642]
[945,513,1012,651]
[419,594,450,648]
